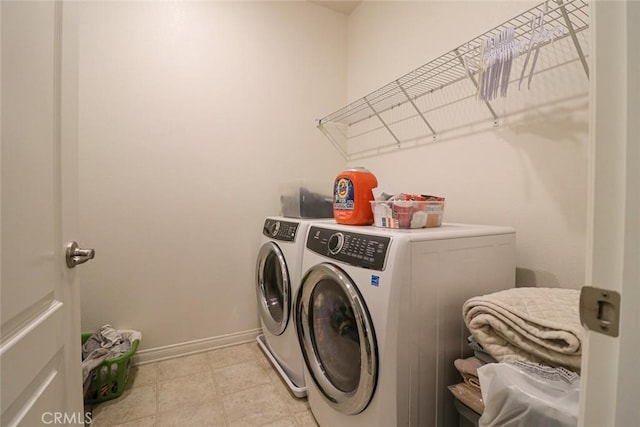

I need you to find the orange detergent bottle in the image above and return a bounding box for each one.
[333,167,378,225]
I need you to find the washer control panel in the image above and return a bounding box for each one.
[263,218,299,242]
[306,226,390,271]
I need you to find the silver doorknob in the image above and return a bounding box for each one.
[66,241,95,268]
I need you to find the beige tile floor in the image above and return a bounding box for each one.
[88,341,319,427]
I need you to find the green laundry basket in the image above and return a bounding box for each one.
[81,333,139,404]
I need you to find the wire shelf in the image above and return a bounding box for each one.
[317,0,590,160]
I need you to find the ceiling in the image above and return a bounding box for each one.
[309,1,362,16]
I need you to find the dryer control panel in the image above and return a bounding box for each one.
[306,226,390,271]
[263,218,299,242]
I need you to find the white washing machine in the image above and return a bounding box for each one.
[295,222,516,426]
[255,216,331,397]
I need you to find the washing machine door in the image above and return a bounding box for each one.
[296,262,377,415]
[256,241,290,335]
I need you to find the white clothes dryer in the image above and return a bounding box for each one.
[296,223,516,426]
[255,216,330,397]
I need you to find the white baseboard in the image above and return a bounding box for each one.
[133,328,262,365]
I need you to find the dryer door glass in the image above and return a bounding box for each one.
[297,263,377,415]
[312,279,361,392]
[256,242,290,335]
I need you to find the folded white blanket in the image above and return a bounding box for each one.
[463,287,583,371]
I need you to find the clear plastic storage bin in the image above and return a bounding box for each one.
[371,200,445,229]
[279,180,333,218]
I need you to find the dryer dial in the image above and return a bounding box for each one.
[269,221,281,237]
[328,232,344,255]
[264,220,281,237]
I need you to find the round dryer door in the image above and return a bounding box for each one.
[255,241,290,335]
[296,263,377,415]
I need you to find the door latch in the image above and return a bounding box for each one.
[66,241,95,268]
[579,286,620,337]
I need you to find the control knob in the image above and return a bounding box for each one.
[328,232,344,255]
[267,221,280,237]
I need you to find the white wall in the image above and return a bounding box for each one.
[346,1,589,289]
[78,0,590,355]
[78,1,346,351]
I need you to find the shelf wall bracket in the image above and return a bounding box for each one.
[317,120,349,160]
[454,48,499,126]
[556,0,589,78]
[396,81,437,139]
[365,98,402,147]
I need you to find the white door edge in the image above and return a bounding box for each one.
[579,1,639,426]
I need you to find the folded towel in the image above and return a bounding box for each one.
[448,383,485,415]
[454,356,484,377]
[461,373,482,390]
[463,287,583,371]
[467,335,498,363]
[474,350,497,364]
[454,356,485,390]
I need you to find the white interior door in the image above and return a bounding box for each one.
[1,1,84,425]
[580,1,639,426]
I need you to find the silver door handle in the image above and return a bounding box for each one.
[66,241,95,268]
